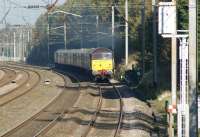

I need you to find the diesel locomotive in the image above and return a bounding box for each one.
[54,48,114,80]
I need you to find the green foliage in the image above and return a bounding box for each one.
[28,0,150,65]
[26,0,200,102]
[27,0,198,86]
[177,0,188,30]
[135,65,170,100]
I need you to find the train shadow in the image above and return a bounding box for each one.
[55,108,162,134]
[36,107,166,135]
[54,64,92,82]
[62,108,157,125]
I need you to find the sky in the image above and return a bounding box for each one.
[0,0,66,25]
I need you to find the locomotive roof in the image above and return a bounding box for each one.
[91,48,112,54]
[56,48,112,54]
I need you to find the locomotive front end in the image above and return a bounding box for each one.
[91,49,114,80]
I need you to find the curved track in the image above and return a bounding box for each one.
[80,85,103,137]
[0,68,17,87]
[43,68,124,137]
[112,84,124,137]
[38,68,156,137]
[1,66,73,136]
[0,66,41,106]
[1,67,78,137]
[80,82,124,137]
[0,63,163,137]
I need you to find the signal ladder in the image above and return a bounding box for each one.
[177,37,189,137]
[198,2,200,46]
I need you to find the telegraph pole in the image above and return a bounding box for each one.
[189,0,198,135]
[64,21,67,49]
[112,5,115,56]
[47,23,50,64]
[47,0,50,65]
[6,33,8,60]
[170,0,177,137]
[22,31,24,61]
[152,0,158,87]
[125,0,128,66]
[20,30,22,61]
[13,31,16,61]
[81,22,83,49]
[96,15,99,48]
[142,0,146,76]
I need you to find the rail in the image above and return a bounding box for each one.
[1,66,67,137]
[81,85,103,137]
[0,66,41,106]
[111,82,124,137]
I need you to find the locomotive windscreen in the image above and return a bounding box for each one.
[92,53,112,60]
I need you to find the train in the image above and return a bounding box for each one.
[54,48,114,80]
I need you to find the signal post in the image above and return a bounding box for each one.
[158,2,193,137]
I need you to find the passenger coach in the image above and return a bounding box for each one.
[54,48,114,80]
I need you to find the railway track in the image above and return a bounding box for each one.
[87,82,160,137]
[5,62,50,70]
[29,70,105,137]
[0,69,5,80]
[112,84,124,137]
[0,63,162,137]
[57,70,117,137]
[0,67,78,137]
[78,81,124,137]
[0,68,30,96]
[2,90,63,136]
[80,85,103,137]
[0,66,41,106]
[0,64,70,137]
[36,69,125,137]
[29,70,81,137]
[0,68,17,87]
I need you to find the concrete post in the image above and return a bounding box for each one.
[125,0,128,66]
[189,0,198,135]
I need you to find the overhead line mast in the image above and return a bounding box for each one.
[141,0,145,76]
[170,0,177,137]
[46,0,59,64]
[125,0,128,66]
[188,0,198,135]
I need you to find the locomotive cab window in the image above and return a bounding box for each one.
[92,53,112,60]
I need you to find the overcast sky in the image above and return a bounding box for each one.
[0,0,66,25]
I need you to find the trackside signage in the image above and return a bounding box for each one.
[158,2,176,35]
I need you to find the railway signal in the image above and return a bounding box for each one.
[158,2,196,137]
[158,3,177,136]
